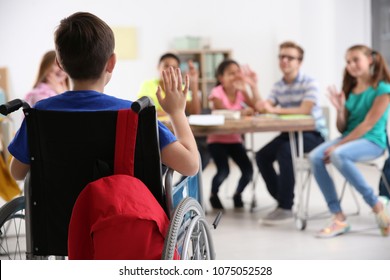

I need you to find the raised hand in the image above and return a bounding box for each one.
[241,64,258,88]
[327,85,345,111]
[157,67,189,115]
[187,60,199,84]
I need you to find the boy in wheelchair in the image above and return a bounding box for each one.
[9,12,199,183]
[5,12,208,260]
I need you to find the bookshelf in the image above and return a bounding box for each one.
[174,49,232,108]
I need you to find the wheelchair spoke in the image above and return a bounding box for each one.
[0,212,26,260]
[162,197,215,260]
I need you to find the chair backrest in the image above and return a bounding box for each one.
[321,106,331,141]
[24,102,164,256]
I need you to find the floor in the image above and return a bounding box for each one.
[201,160,390,260]
[1,158,389,260]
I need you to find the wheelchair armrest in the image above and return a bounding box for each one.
[164,167,203,219]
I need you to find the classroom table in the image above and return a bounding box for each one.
[161,114,316,211]
[186,115,315,137]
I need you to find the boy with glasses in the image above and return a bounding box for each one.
[255,41,327,225]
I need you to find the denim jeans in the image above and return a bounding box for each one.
[208,143,253,195]
[256,131,324,210]
[308,137,384,214]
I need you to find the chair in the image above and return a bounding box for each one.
[293,107,390,230]
[0,97,216,260]
[339,147,390,210]
[293,106,330,229]
[293,106,357,230]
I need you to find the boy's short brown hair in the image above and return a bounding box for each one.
[279,41,304,61]
[54,12,115,80]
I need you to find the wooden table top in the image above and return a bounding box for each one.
[161,115,316,137]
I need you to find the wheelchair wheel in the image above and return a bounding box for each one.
[0,196,26,260]
[162,197,215,260]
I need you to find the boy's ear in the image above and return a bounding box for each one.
[55,57,64,71]
[106,53,116,73]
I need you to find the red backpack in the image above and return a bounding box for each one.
[68,174,170,259]
[68,109,177,259]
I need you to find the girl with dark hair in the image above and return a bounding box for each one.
[208,59,260,210]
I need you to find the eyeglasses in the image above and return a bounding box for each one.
[278,55,300,61]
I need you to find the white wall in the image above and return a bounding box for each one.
[0,0,371,139]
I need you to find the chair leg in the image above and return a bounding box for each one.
[340,180,360,216]
[250,172,259,212]
[378,167,390,197]
[380,174,390,196]
[294,170,312,230]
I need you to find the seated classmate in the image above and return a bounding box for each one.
[24,50,69,107]
[8,12,199,181]
[309,45,390,238]
[138,53,201,116]
[138,54,211,170]
[255,41,326,225]
[208,59,260,210]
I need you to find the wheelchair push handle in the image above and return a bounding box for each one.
[131,96,154,113]
[0,99,30,115]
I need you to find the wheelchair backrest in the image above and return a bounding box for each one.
[25,105,164,256]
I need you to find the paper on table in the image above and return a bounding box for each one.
[212,109,241,120]
[188,114,225,126]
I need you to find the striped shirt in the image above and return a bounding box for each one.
[268,72,328,139]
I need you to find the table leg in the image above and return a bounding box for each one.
[289,132,297,175]
[289,131,309,229]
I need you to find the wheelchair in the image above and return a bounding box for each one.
[0,97,218,260]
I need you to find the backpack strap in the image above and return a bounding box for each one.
[114,109,138,176]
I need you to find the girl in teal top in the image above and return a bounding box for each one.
[309,45,390,238]
[343,81,390,149]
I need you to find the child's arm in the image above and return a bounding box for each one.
[241,65,262,107]
[209,95,225,110]
[265,100,314,115]
[327,85,347,133]
[10,158,30,181]
[158,67,199,176]
[185,60,202,115]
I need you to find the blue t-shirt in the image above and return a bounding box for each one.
[8,90,176,164]
[344,81,390,148]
